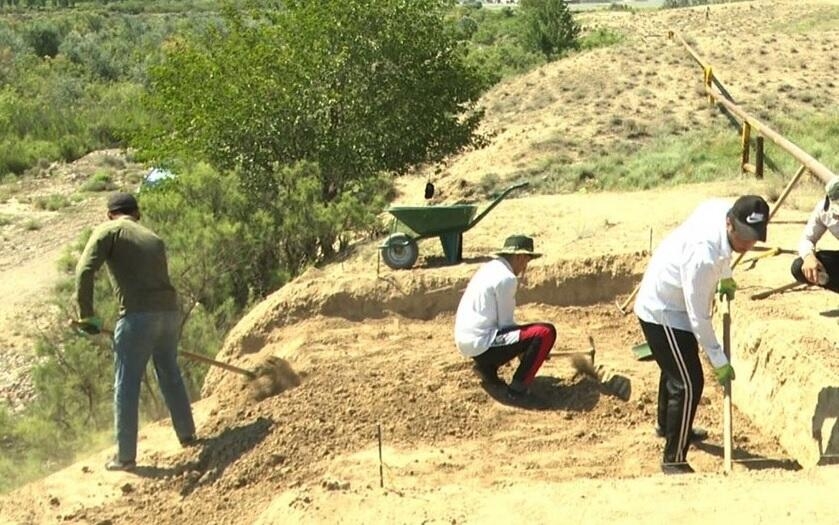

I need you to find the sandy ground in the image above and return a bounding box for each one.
[4,1,839,524]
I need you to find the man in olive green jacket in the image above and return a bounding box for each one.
[75,192,196,471]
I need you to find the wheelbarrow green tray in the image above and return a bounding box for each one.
[379,182,528,270]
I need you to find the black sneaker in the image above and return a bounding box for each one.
[504,386,527,402]
[472,362,504,387]
[105,457,136,472]
[655,425,708,443]
[661,462,695,475]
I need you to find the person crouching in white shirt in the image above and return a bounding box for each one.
[454,235,556,403]
[634,195,769,474]
[791,176,839,290]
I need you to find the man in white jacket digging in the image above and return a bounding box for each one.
[634,195,769,474]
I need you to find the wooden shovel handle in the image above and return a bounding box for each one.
[76,324,255,379]
[722,297,733,474]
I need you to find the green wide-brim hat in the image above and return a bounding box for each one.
[495,234,542,258]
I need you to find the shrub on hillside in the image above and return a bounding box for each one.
[80,170,116,192]
[519,0,580,60]
[33,193,71,211]
[23,21,63,59]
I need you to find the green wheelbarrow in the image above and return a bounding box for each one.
[379,182,529,270]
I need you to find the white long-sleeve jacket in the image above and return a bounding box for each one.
[797,200,839,258]
[634,200,733,368]
[454,257,517,357]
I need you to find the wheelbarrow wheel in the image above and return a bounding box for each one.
[381,233,419,270]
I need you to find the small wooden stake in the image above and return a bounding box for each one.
[740,122,751,172]
[377,423,384,488]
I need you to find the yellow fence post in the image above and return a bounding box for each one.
[704,66,714,105]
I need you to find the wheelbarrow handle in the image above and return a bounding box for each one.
[466,182,529,232]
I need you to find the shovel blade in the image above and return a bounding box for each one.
[632,342,653,361]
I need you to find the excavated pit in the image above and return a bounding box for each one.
[202,252,800,500]
[211,249,817,478]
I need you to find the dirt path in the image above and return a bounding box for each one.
[0,150,145,411]
[0,243,67,409]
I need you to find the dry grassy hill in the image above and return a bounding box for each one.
[4,1,839,524]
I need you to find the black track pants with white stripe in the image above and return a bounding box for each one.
[638,318,704,465]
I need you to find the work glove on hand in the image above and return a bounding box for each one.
[74,316,102,335]
[717,277,737,302]
[714,363,735,385]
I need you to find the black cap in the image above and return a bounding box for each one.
[107,192,138,213]
[727,195,769,242]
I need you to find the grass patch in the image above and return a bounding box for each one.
[98,155,126,170]
[769,6,839,33]
[0,214,12,226]
[22,218,42,231]
[33,194,71,212]
[80,170,117,192]
[508,108,839,198]
[580,28,625,50]
[515,124,742,196]
[764,110,839,175]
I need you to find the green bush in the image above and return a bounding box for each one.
[520,0,580,60]
[22,218,42,230]
[580,28,624,50]
[80,170,116,192]
[33,193,71,211]
[24,22,62,59]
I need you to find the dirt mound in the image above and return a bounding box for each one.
[201,250,647,399]
[56,301,791,525]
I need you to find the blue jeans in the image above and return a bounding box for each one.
[113,311,196,462]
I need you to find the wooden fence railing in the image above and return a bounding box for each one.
[617,31,839,313]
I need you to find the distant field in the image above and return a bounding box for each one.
[479,1,666,11]
[570,0,666,10]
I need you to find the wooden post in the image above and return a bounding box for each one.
[704,66,714,105]
[722,298,733,474]
[767,165,808,222]
[740,122,751,173]
[755,136,765,179]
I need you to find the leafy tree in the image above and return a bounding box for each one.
[137,0,486,292]
[140,0,488,203]
[519,0,580,60]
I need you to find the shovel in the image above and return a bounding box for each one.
[71,321,298,400]
[85,326,258,379]
[631,342,653,361]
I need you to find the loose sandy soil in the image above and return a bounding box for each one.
[4,1,839,524]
